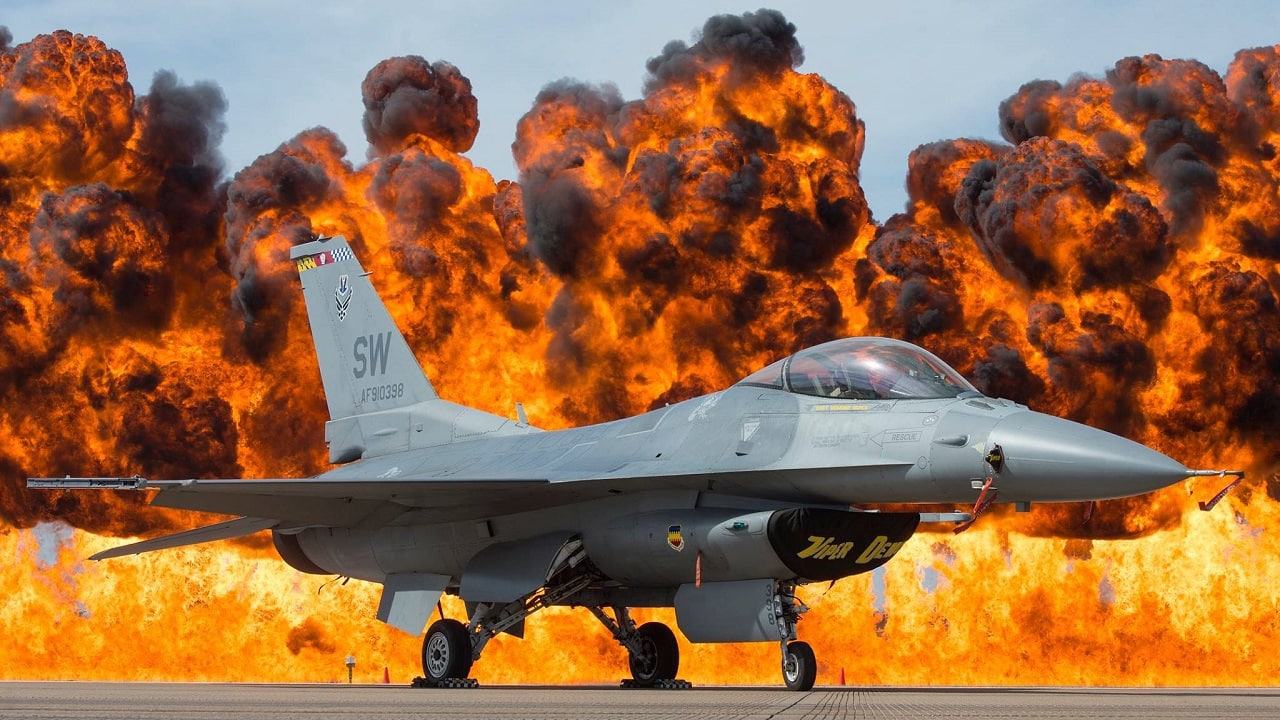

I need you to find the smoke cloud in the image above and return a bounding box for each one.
[361,56,479,157]
[2,13,1280,688]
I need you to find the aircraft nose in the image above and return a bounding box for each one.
[990,411,1190,501]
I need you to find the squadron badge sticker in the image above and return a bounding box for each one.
[667,524,685,552]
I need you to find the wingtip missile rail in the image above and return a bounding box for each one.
[27,475,151,490]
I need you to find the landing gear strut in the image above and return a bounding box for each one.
[774,580,816,691]
[419,541,594,685]
[589,606,680,686]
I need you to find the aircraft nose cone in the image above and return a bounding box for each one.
[991,411,1190,501]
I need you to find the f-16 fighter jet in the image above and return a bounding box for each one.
[30,235,1239,691]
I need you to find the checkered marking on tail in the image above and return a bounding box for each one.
[295,246,356,273]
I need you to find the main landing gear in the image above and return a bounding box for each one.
[419,543,596,686]
[588,606,681,687]
[422,618,472,684]
[420,602,687,689]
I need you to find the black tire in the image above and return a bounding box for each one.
[627,621,679,686]
[422,618,473,681]
[782,640,816,691]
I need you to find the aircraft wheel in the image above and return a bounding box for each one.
[627,621,679,686]
[422,618,472,681]
[782,641,816,691]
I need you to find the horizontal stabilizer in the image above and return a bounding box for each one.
[90,516,279,561]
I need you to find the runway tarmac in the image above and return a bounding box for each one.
[3,681,1279,719]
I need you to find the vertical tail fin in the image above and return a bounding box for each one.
[291,236,436,420]
[292,235,531,463]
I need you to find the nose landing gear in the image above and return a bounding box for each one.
[774,581,816,691]
[782,640,816,691]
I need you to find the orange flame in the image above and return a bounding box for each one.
[3,14,1280,686]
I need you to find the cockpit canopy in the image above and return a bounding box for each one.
[737,337,978,401]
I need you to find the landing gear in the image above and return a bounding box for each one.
[418,541,595,686]
[782,641,816,691]
[422,618,472,682]
[773,580,816,691]
[588,606,680,686]
[628,622,679,686]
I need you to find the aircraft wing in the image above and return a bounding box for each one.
[30,462,909,527]
[28,476,557,527]
[144,477,554,525]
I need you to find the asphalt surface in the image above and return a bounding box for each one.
[3,682,1279,719]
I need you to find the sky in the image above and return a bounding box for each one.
[5,0,1279,220]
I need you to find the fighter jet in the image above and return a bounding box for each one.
[29,235,1240,691]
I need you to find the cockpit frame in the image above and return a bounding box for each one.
[737,337,977,401]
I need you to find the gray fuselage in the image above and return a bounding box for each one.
[281,382,1182,591]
